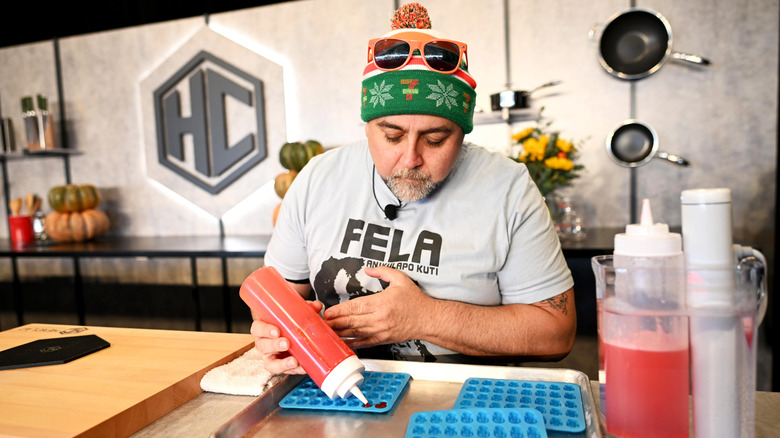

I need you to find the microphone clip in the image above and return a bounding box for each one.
[384,204,398,220]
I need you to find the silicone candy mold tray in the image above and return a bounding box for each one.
[453,378,585,433]
[405,408,548,438]
[278,371,411,413]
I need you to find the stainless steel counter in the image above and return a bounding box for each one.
[131,362,780,437]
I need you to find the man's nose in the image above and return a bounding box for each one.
[400,138,424,168]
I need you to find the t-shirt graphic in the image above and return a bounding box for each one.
[313,256,381,308]
[311,255,436,362]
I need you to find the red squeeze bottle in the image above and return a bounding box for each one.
[239,266,368,403]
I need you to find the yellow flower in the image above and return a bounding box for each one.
[509,111,584,197]
[511,127,534,142]
[544,156,575,171]
[517,152,529,162]
[539,134,550,149]
[556,138,573,153]
[522,137,545,161]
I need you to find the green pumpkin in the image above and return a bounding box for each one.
[303,140,324,161]
[279,140,324,171]
[48,184,101,213]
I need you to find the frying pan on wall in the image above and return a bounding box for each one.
[489,81,561,111]
[596,8,710,80]
[606,120,689,167]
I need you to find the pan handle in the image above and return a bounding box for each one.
[528,80,562,95]
[656,151,690,166]
[671,52,711,66]
[588,23,603,41]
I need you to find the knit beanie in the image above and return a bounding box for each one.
[360,3,477,134]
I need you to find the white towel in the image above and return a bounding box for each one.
[200,347,284,396]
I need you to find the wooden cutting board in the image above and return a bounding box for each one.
[0,324,254,438]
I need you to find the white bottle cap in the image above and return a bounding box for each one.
[614,199,682,256]
[680,187,731,205]
[681,188,733,268]
[320,355,368,404]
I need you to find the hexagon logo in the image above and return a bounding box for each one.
[153,50,267,194]
[140,27,286,218]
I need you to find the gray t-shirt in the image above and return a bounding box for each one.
[265,140,573,361]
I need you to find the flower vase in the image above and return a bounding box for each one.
[553,197,587,241]
[544,192,561,223]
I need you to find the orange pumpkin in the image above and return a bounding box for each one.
[272,203,282,226]
[44,209,110,242]
[274,171,298,199]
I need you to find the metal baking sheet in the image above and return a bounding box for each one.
[212,360,602,438]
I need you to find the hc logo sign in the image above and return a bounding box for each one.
[153,51,267,194]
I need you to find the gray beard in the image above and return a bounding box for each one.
[383,168,439,203]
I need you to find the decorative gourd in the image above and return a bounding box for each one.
[272,203,282,226]
[273,171,298,199]
[48,184,101,213]
[274,140,323,224]
[44,209,110,242]
[279,140,324,172]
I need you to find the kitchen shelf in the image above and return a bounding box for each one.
[474,109,538,125]
[0,148,82,160]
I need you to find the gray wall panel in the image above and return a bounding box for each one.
[0,0,775,288]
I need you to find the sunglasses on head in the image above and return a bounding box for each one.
[368,37,468,74]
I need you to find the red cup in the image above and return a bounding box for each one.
[9,215,34,248]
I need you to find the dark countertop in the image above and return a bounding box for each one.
[0,228,619,259]
[559,227,619,257]
[0,234,271,258]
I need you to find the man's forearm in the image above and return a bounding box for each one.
[418,289,576,359]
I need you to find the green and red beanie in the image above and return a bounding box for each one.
[360,3,477,134]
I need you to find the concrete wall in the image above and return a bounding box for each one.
[0,0,776,292]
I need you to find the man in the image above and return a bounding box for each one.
[251,3,575,374]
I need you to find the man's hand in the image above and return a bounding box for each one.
[250,300,323,375]
[323,266,431,349]
[323,265,575,360]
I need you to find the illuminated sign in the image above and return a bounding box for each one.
[153,51,267,194]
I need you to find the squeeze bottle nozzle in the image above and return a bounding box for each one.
[614,198,682,257]
[639,198,653,226]
[350,387,368,405]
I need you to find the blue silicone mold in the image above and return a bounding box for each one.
[453,378,585,433]
[405,408,548,438]
[279,371,411,413]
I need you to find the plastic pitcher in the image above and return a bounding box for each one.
[593,252,767,438]
[593,255,689,438]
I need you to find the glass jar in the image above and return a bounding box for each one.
[555,198,586,241]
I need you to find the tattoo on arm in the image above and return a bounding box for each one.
[540,293,569,315]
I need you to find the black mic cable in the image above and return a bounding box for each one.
[372,165,403,220]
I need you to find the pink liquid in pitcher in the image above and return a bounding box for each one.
[605,337,689,438]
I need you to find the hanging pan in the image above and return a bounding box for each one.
[606,120,689,167]
[489,80,561,111]
[595,8,710,80]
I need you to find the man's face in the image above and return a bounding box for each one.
[365,114,464,203]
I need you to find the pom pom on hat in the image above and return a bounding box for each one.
[361,2,477,134]
[391,2,432,29]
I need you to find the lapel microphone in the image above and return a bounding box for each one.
[384,204,399,220]
[372,166,403,221]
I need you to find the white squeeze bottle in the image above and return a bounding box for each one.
[603,199,689,437]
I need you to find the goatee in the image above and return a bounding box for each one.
[384,168,439,203]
